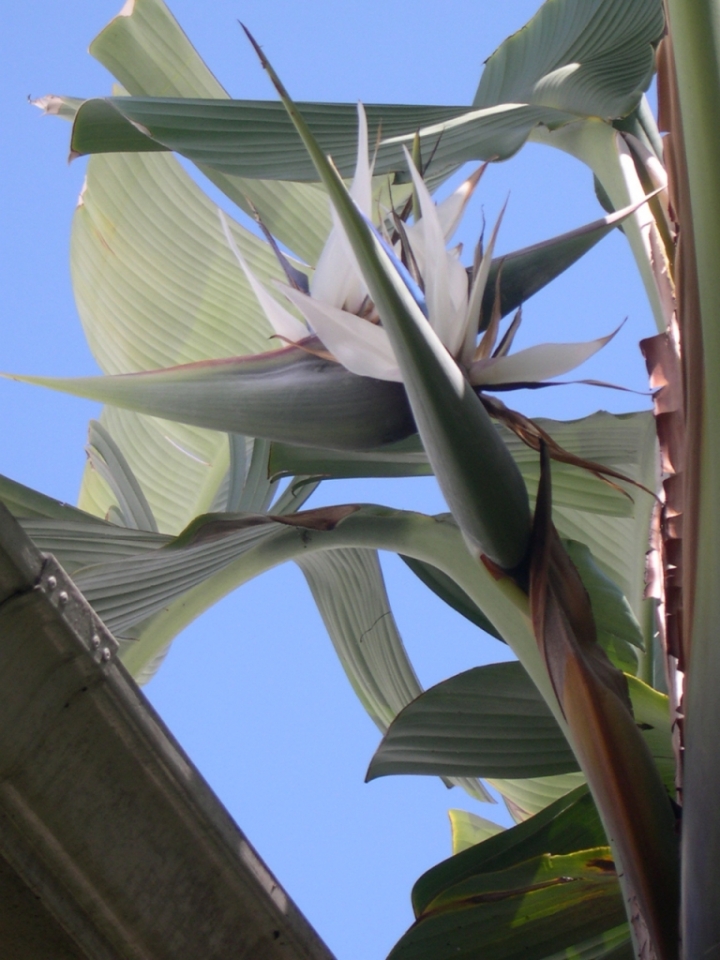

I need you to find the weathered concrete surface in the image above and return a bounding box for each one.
[0,504,335,960]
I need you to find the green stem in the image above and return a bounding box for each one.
[663,4,720,958]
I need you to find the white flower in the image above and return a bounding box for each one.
[220,105,616,390]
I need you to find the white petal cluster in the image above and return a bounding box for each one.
[221,105,615,389]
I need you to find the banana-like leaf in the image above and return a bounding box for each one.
[69,113,304,531]
[85,0,333,263]
[69,97,483,179]
[366,662,579,781]
[626,676,675,794]
[0,473,107,525]
[448,810,504,854]
[487,773,587,822]
[270,412,653,520]
[86,420,158,532]
[226,437,278,514]
[73,518,282,635]
[79,407,232,535]
[72,149,295,375]
[21,519,171,574]
[413,785,603,914]
[298,548,423,732]
[6,346,416,452]
[551,411,658,626]
[389,848,628,960]
[563,539,643,671]
[399,555,504,640]
[298,547,491,802]
[366,658,670,785]
[63,0,662,191]
[249,39,532,570]
[473,0,663,119]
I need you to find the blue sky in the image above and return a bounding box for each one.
[1,2,657,957]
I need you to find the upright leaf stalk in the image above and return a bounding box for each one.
[660,3,720,956]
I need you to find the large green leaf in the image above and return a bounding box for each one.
[0,473,108,525]
[72,149,292,375]
[473,0,663,118]
[399,555,504,640]
[7,347,416,453]
[63,0,662,191]
[563,539,643,672]
[269,412,653,521]
[366,661,579,781]
[487,773,587,821]
[85,0,334,263]
[390,847,627,960]
[21,519,170,574]
[298,547,491,802]
[626,675,675,794]
[412,785,604,914]
[86,419,159,532]
[69,97,479,179]
[68,109,304,532]
[298,548,423,732]
[78,407,233,534]
[448,810,505,854]
[525,410,659,691]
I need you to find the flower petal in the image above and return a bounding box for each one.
[460,202,506,367]
[311,103,372,313]
[219,210,308,343]
[281,284,401,382]
[403,147,467,355]
[435,165,486,242]
[469,327,621,386]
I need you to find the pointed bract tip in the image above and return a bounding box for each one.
[31,94,61,115]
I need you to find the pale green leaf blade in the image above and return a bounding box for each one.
[366,662,579,781]
[627,676,675,794]
[21,519,170,574]
[0,473,108,524]
[390,851,626,960]
[399,554,504,640]
[86,419,158,532]
[70,142,303,530]
[413,785,602,914]
[298,546,493,803]
[7,349,416,452]
[448,810,505,854]
[72,150,292,375]
[78,407,231,535]
[473,0,664,118]
[269,412,652,521]
[563,538,643,647]
[488,773,587,821]
[86,0,333,262]
[297,547,423,731]
[72,516,282,636]
[550,411,658,623]
[233,438,279,513]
